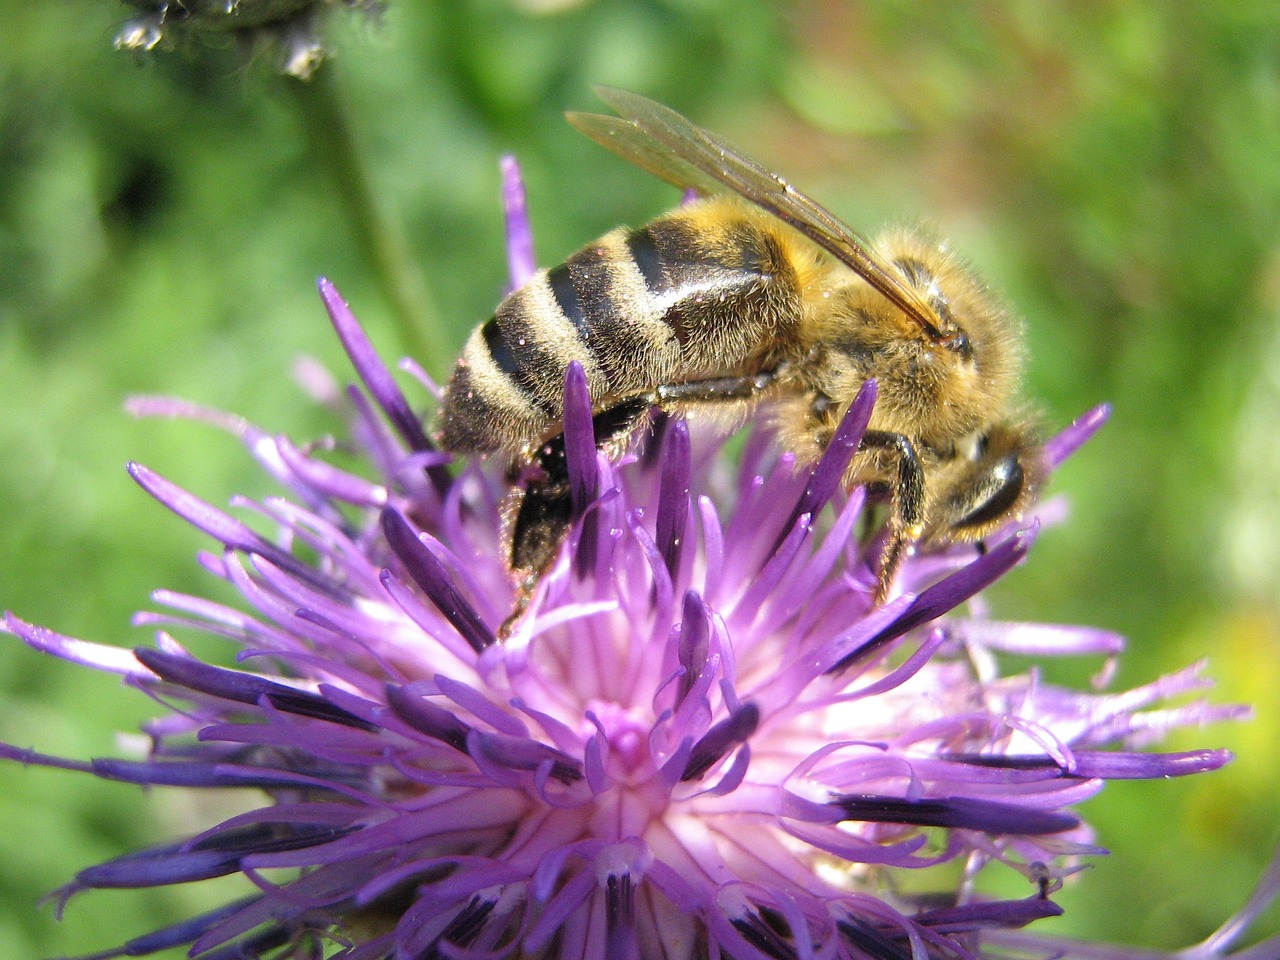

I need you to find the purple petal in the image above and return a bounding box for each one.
[830,526,1036,673]
[781,379,876,538]
[379,570,480,664]
[784,820,932,867]
[427,896,499,956]
[345,383,410,486]
[525,866,596,951]
[1044,403,1111,469]
[470,731,583,784]
[950,748,1233,779]
[604,873,637,960]
[954,619,1125,657]
[187,868,369,953]
[701,742,752,797]
[89,759,346,791]
[836,915,912,960]
[696,495,725,600]
[561,362,601,579]
[834,793,1079,835]
[275,436,388,507]
[128,463,338,595]
[133,647,375,730]
[3,612,146,675]
[562,361,598,516]
[729,908,802,960]
[676,590,711,708]
[501,154,536,289]
[731,511,811,625]
[0,741,92,774]
[317,277,451,496]
[196,803,362,840]
[914,895,1063,933]
[195,926,294,960]
[655,418,692,578]
[627,509,673,630]
[584,729,608,793]
[680,702,760,782]
[91,896,264,960]
[1203,844,1280,957]
[72,840,249,889]
[380,507,495,653]
[434,674,528,737]
[128,462,276,555]
[386,683,472,752]
[125,394,250,434]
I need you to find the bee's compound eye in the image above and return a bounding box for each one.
[952,453,1024,533]
[944,329,973,359]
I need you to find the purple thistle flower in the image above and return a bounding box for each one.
[2,162,1271,960]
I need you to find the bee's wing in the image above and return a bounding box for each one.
[565,109,728,198]
[567,87,948,342]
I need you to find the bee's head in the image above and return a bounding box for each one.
[819,226,1026,447]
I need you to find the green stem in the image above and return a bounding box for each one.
[290,66,441,372]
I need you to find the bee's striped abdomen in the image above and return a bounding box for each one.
[439,201,803,456]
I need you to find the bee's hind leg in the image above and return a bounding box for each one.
[500,477,574,638]
[500,396,653,638]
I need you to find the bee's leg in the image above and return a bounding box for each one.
[858,430,926,603]
[501,397,653,637]
[654,361,793,405]
[500,486,572,638]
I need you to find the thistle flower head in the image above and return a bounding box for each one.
[2,162,1266,960]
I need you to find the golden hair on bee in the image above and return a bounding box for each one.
[798,225,1027,448]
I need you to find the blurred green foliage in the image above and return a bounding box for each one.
[1,1,1277,956]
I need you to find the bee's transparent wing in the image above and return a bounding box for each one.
[564,111,725,198]
[567,86,947,342]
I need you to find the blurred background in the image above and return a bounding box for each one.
[1,1,1277,955]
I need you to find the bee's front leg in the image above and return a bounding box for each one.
[858,430,927,603]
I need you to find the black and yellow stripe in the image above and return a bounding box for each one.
[439,200,799,456]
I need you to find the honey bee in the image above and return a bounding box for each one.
[438,88,1041,627]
